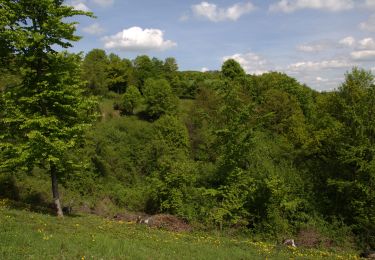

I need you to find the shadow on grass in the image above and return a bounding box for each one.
[0,174,81,218]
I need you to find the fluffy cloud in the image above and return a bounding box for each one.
[102,26,177,52]
[350,50,375,60]
[269,0,354,13]
[222,52,270,75]
[68,0,90,11]
[339,36,356,47]
[288,60,352,71]
[359,37,375,49]
[82,23,105,35]
[92,0,114,7]
[192,1,255,22]
[360,14,375,32]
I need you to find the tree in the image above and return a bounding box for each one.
[122,85,142,115]
[326,68,375,246]
[0,0,96,217]
[82,49,108,95]
[106,53,129,94]
[163,57,178,84]
[133,55,154,90]
[143,78,178,119]
[221,59,246,80]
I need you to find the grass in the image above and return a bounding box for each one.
[0,199,360,260]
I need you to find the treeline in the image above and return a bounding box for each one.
[81,49,208,99]
[63,49,375,248]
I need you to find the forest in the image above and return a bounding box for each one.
[0,0,374,253]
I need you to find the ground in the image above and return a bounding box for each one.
[0,198,360,260]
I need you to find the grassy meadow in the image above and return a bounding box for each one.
[0,199,360,260]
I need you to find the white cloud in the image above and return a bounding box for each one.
[339,36,356,47]
[297,41,331,52]
[350,50,375,60]
[192,1,255,22]
[102,26,177,52]
[92,0,114,7]
[297,44,324,52]
[360,14,375,32]
[68,0,90,11]
[269,0,354,13]
[288,60,352,71]
[359,37,375,49]
[82,23,105,35]
[222,52,270,75]
[201,67,209,72]
[316,76,328,82]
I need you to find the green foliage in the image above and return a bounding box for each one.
[254,72,316,118]
[121,85,142,115]
[82,49,109,95]
[321,68,375,247]
[221,59,246,80]
[133,55,154,88]
[105,53,129,94]
[1,15,375,248]
[164,57,178,74]
[0,0,97,216]
[143,78,178,119]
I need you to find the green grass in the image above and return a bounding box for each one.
[0,200,360,260]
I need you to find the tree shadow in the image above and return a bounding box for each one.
[136,111,157,122]
[0,174,81,217]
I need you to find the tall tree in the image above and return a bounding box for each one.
[133,55,153,90]
[106,53,128,94]
[327,68,375,245]
[82,49,109,95]
[0,0,96,216]
[163,57,178,74]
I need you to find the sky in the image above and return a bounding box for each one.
[67,0,375,91]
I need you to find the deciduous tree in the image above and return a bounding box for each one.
[0,0,97,217]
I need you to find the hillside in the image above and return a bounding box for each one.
[1,1,374,256]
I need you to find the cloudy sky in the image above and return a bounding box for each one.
[68,0,375,91]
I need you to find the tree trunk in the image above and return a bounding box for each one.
[51,163,63,217]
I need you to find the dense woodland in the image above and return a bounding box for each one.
[0,0,374,251]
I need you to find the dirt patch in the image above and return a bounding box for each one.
[146,214,191,232]
[296,228,333,248]
[92,197,117,217]
[113,213,191,232]
[113,211,143,222]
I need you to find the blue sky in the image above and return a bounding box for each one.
[67,0,375,91]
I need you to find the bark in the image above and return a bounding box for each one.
[51,163,63,217]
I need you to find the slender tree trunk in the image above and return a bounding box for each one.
[51,163,63,217]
